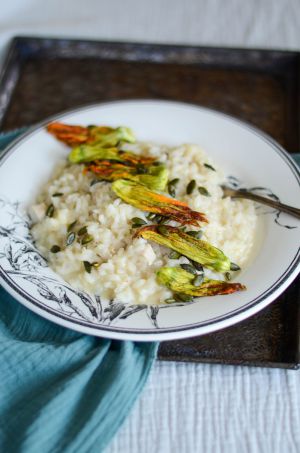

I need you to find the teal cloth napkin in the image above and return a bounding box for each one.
[293,154,300,166]
[0,130,158,452]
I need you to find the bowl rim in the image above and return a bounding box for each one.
[0,99,299,341]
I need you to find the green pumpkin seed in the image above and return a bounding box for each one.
[81,234,93,245]
[186,179,196,194]
[52,192,63,197]
[230,262,241,271]
[168,184,176,197]
[131,217,147,226]
[67,220,77,232]
[147,212,157,221]
[46,204,54,217]
[189,260,204,272]
[131,223,142,229]
[169,250,181,259]
[153,215,163,223]
[66,232,76,246]
[83,261,92,273]
[158,217,169,224]
[198,186,211,197]
[204,163,216,171]
[50,245,61,253]
[224,272,231,281]
[167,178,180,197]
[78,226,88,236]
[186,230,203,239]
[157,225,169,236]
[174,293,193,302]
[180,263,198,275]
[193,274,204,287]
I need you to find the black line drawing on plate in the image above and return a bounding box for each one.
[0,196,167,328]
[226,177,298,229]
[1,173,296,332]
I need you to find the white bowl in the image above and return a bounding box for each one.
[0,100,299,341]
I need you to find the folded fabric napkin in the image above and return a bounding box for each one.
[0,130,158,452]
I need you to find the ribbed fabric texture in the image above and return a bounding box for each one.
[0,130,158,452]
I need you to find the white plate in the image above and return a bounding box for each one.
[0,100,299,341]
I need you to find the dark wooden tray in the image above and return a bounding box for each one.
[0,36,299,368]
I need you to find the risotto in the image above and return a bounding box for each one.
[30,129,257,306]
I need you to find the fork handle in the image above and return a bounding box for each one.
[232,191,300,220]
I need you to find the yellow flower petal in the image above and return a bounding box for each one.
[135,225,230,272]
[112,180,207,226]
[157,267,245,296]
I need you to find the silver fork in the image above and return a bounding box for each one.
[221,185,300,220]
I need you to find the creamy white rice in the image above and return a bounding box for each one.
[30,142,257,305]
